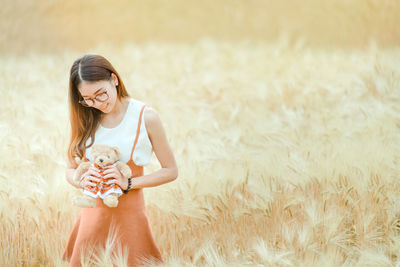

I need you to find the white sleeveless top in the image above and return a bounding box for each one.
[83,98,153,166]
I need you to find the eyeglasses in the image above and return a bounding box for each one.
[79,90,109,107]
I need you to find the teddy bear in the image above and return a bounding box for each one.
[72,144,132,208]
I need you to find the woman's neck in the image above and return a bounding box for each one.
[100,97,130,121]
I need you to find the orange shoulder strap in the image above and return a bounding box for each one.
[130,104,147,161]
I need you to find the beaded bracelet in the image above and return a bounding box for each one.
[123,178,132,194]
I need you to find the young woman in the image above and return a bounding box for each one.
[62,54,178,266]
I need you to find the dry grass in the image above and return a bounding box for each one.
[1,0,400,55]
[1,38,400,266]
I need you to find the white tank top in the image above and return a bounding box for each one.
[83,98,153,166]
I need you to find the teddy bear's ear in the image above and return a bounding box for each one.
[91,144,98,153]
[89,146,96,157]
[112,147,120,159]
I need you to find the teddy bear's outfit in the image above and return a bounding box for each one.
[83,162,123,199]
[62,98,164,267]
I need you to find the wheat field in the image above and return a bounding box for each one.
[1,1,400,266]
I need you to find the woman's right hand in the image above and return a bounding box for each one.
[79,166,102,189]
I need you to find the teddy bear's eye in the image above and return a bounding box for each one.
[107,156,110,159]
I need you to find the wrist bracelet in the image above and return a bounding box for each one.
[123,178,132,194]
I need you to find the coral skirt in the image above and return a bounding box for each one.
[62,160,164,267]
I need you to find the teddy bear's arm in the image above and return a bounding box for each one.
[73,162,92,184]
[116,162,132,178]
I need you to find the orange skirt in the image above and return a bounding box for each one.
[62,187,164,267]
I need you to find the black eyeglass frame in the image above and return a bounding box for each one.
[78,90,109,107]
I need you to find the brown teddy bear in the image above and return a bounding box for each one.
[72,144,132,208]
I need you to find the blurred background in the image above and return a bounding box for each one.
[1,1,400,266]
[1,0,400,56]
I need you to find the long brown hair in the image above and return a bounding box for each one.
[67,54,129,166]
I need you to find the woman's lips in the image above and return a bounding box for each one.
[101,103,109,111]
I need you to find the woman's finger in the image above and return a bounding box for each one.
[107,179,118,185]
[102,174,112,179]
[103,173,120,180]
[87,169,101,177]
[103,165,115,169]
[88,175,100,183]
[101,168,116,175]
[84,177,99,187]
[81,173,98,183]
[103,169,116,176]
[87,181,97,187]
[87,176,101,183]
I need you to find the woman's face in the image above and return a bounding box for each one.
[78,73,119,113]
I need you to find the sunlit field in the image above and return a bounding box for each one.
[1,0,400,55]
[1,0,400,266]
[1,39,400,266]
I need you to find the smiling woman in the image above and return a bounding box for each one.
[67,54,130,162]
[78,88,109,107]
[78,77,119,114]
[62,54,178,266]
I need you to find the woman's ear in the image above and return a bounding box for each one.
[111,73,118,86]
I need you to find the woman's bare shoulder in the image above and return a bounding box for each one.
[144,105,158,119]
[144,105,167,141]
[144,105,161,131]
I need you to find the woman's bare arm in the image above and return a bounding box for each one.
[66,160,102,189]
[130,106,178,189]
[65,161,81,189]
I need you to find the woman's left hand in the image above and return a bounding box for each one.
[102,165,129,190]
